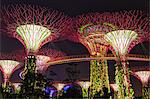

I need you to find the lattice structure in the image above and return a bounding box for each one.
[53,83,66,97]
[2,4,71,54]
[1,5,71,96]
[103,11,149,99]
[110,84,118,92]
[70,12,117,97]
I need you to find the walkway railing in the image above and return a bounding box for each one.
[47,54,150,65]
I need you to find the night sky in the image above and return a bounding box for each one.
[0,0,149,97]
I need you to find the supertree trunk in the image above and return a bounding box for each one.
[70,14,112,98]
[115,63,125,99]
[115,57,134,99]
[88,44,109,98]
[20,55,36,97]
[90,59,110,98]
[90,60,101,97]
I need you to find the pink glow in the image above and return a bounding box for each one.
[36,49,65,72]
[37,48,66,62]
[2,4,71,54]
[36,55,50,72]
[68,11,149,55]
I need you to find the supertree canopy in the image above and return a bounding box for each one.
[0,52,24,95]
[2,4,71,54]
[12,83,22,94]
[104,11,149,55]
[70,12,115,97]
[110,84,118,92]
[1,5,71,97]
[104,30,137,55]
[103,11,149,99]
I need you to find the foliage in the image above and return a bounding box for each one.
[115,62,134,99]
[90,60,110,98]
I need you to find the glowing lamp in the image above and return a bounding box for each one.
[104,30,138,55]
[0,60,20,85]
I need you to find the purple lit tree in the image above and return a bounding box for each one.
[104,11,149,98]
[2,4,71,55]
[1,4,71,97]
[69,12,115,97]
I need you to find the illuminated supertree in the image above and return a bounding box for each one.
[132,68,150,98]
[1,4,71,75]
[2,5,71,96]
[104,11,149,98]
[0,53,23,92]
[2,4,71,55]
[77,81,91,99]
[70,12,114,98]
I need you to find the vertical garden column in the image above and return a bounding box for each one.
[99,46,110,93]
[105,30,138,99]
[115,63,125,99]
[21,55,36,96]
[90,60,101,97]
[90,59,109,98]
